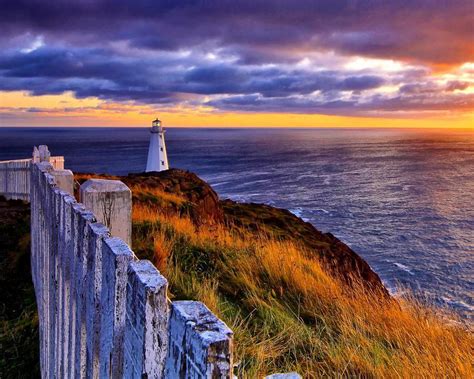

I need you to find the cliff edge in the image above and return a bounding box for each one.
[3,170,471,378]
[88,169,388,295]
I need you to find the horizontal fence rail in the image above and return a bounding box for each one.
[0,158,31,201]
[0,150,64,201]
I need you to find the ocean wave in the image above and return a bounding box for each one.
[394,262,415,275]
[315,208,330,214]
[4,127,472,320]
[290,208,303,218]
[211,181,231,187]
[441,297,474,312]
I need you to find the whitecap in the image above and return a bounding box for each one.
[211,181,231,187]
[290,208,304,218]
[441,297,474,311]
[394,262,414,275]
[315,208,330,214]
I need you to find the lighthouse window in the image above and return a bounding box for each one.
[160,147,163,151]
[161,160,165,165]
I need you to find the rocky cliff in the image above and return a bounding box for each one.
[97,169,388,295]
[5,170,469,378]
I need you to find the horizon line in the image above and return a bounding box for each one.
[1,125,474,131]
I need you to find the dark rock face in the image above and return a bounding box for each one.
[320,233,388,295]
[125,170,224,226]
[222,201,389,296]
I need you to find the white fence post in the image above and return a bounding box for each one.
[50,169,74,195]
[85,222,110,378]
[165,301,234,378]
[124,260,169,378]
[21,146,239,379]
[80,179,132,246]
[100,237,135,378]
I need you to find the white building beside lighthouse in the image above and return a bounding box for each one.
[146,118,169,172]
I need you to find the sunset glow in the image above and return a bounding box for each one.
[1,1,473,128]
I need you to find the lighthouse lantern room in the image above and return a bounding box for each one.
[146,118,169,172]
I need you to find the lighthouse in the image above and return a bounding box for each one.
[146,118,169,172]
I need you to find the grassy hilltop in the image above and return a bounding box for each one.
[1,169,473,378]
[77,170,473,378]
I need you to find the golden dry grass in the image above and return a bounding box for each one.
[130,185,186,206]
[131,191,474,378]
[74,173,119,181]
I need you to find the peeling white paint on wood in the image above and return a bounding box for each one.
[80,179,132,246]
[165,301,234,378]
[4,147,238,379]
[124,260,169,378]
[0,146,64,201]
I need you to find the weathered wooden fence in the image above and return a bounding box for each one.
[1,146,303,379]
[0,145,64,201]
[2,146,234,378]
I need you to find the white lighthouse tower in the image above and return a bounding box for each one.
[146,118,169,172]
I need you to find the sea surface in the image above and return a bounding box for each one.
[1,127,473,320]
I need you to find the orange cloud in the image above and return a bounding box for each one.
[1,91,473,129]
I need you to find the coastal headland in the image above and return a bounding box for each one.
[1,168,472,377]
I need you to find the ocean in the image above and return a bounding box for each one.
[1,127,473,320]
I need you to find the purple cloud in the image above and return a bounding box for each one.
[0,1,472,116]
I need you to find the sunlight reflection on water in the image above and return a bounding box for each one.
[1,127,473,320]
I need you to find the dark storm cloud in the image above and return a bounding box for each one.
[1,0,472,65]
[207,92,474,115]
[0,0,472,115]
[400,81,472,95]
[0,48,133,79]
[0,46,387,100]
[183,64,386,96]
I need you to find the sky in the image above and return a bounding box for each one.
[0,1,473,128]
